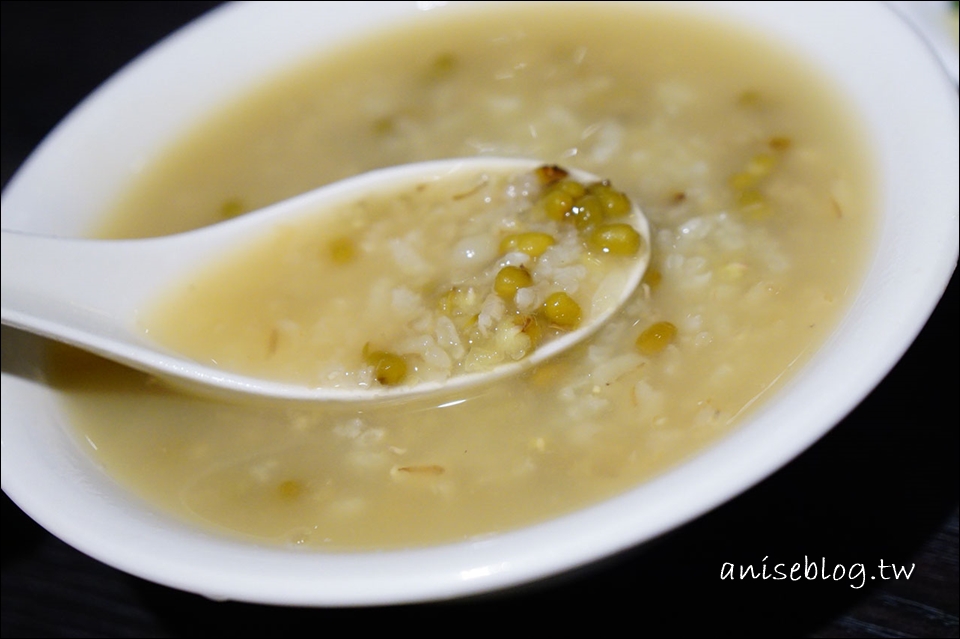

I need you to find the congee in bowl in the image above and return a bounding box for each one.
[42,1,875,546]
[3,1,955,604]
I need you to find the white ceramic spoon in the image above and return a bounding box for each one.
[1,157,650,401]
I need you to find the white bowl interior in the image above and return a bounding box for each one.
[1,1,957,605]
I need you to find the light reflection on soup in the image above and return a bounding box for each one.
[47,4,875,549]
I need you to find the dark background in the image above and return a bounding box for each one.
[2,2,957,637]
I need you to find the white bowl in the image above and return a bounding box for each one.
[1,1,957,606]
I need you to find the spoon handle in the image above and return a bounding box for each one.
[1,230,173,357]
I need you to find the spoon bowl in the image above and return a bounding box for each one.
[1,157,650,401]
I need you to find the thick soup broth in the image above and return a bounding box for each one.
[48,5,875,549]
[142,165,650,391]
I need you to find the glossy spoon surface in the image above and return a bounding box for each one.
[1,158,650,401]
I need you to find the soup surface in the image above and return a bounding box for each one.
[143,164,649,393]
[49,4,875,549]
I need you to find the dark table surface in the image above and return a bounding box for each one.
[2,3,957,637]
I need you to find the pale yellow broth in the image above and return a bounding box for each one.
[140,168,647,389]
[47,4,875,549]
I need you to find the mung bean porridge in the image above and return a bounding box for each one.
[46,4,875,549]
